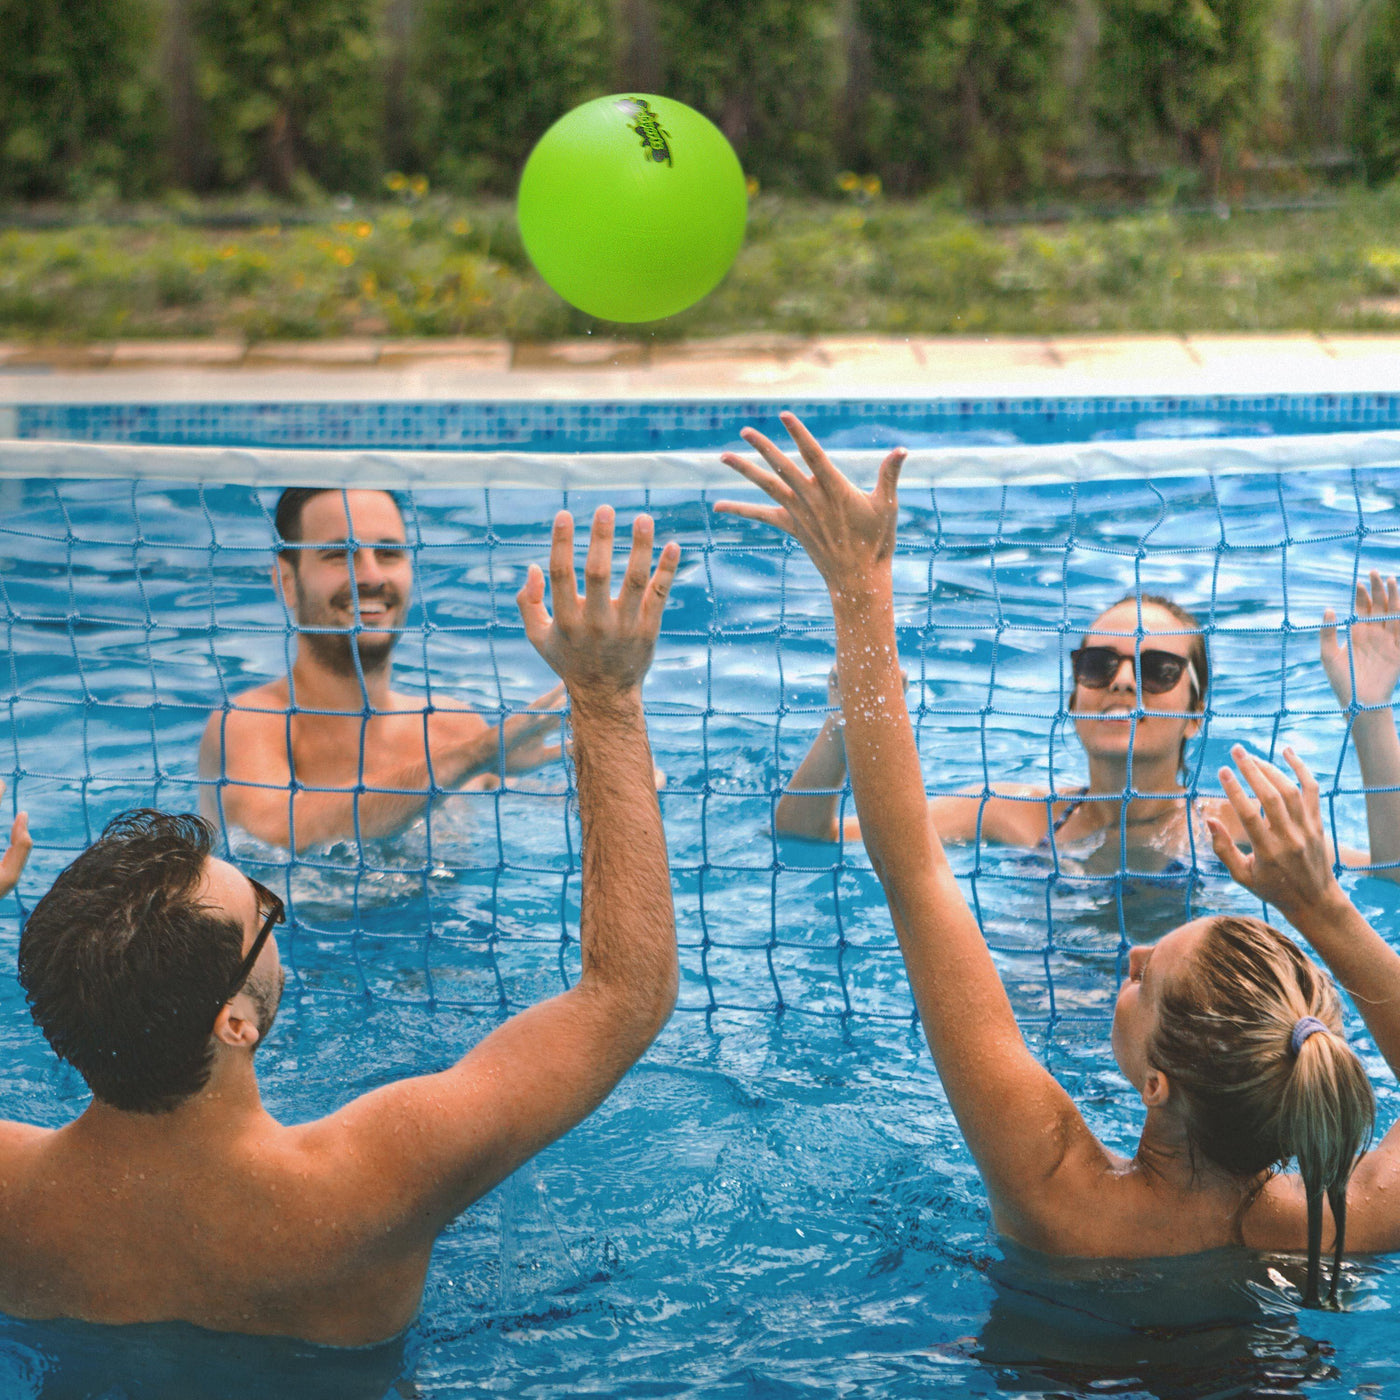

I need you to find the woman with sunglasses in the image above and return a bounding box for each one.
[774,578,1245,866]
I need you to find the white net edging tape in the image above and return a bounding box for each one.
[3,430,1400,488]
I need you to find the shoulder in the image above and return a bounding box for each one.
[1240,1170,1314,1252]
[956,784,1055,845]
[206,681,291,727]
[412,694,487,737]
[200,683,295,780]
[0,1120,50,1190]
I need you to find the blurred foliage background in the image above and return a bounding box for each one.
[5,0,1400,341]
[3,0,1398,205]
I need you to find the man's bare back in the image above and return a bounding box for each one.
[5,509,681,1344]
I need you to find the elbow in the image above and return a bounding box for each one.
[774,797,840,845]
[581,941,678,1057]
[637,953,679,1046]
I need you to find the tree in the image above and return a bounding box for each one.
[1093,0,1272,195]
[0,0,164,198]
[412,0,611,192]
[193,0,383,195]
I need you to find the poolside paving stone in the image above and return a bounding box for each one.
[2,333,1400,402]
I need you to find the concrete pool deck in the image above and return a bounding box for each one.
[4,333,1400,402]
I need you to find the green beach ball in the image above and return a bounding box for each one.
[517,94,748,323]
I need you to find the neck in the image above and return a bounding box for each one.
[290,644,394,712]
[71,1056,267,1148]
[1083,750,1187,827]
[1134,1105,1251,1204]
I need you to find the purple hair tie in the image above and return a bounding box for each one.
[1290,1016,1329,1057]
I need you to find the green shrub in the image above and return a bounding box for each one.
[1353,0,1400,182]
[193,0,384,195]
[653,0,842,192]
[411,0,611,193]
[0,0,164,199]
[1093,0,1272,192]
[843,0,1071,200]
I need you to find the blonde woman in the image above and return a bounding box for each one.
[718,414,1397,1305]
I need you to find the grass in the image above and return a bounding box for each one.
[5,188,1400,342]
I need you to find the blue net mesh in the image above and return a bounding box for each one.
[2,466,1399,1030]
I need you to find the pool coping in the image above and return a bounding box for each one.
[5,333,1400,403]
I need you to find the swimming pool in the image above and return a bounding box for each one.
[3,395,1400,1397]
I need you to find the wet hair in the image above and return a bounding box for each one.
[273,488,406,568]
[1148,915,1375,1306]
[1078,592,1210,781]
[18,810,247,1114]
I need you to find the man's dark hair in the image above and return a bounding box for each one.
[274,488,407,567]
[18,810,246,1114]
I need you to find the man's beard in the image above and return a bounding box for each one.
[295,581,402,677]
[246,964,286,1049]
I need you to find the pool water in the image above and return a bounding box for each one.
[3,450,1400,1397]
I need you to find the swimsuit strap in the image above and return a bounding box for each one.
[1045,788,1089,841]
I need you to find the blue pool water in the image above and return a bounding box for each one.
[3,399,1400,1397]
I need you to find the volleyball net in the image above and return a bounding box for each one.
[4,424,1400,1028]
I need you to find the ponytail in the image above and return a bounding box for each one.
[1147,916,1375,1308]
[1280,1019,1374,1306]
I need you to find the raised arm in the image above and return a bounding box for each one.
[1321,570,1400,879]
[1207,745,1400,1078]
[717,414,1102,1240]
[1209,746,1400,1253]
[0,781,31,902]
[318,508,680,1236]
[200,685,563,849]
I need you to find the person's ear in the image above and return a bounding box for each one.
[1141,1066,1171,1109]
[212,1001,262,1051]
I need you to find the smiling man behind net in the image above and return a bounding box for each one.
[199,488,563,852]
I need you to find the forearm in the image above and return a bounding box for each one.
[829,583,944,891]
[1290,890,1400,1078]
[1349,710,1400,875]
[570,687,678,1052]
[774,717,848,840]
[828,579,1062,1194]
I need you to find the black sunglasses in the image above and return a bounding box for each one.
[1070,646,1195,696]
[223,877,285,1006]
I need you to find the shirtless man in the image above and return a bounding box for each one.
[3,508,680,1345]
[200,487,563,850]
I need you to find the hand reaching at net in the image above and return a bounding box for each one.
[517,507,680,698]
[0,781,32,901]
[715,411,906,591]
[1205,745,1343,925]
[500,682,567,772]
[1321,570,1400,711]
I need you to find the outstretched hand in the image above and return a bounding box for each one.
[1206,745,1344,923]
[500,682,566,772]
[517,508,679,699]
[715,412,906,589]
[0,781,31,901]
[1321,570,1400,711]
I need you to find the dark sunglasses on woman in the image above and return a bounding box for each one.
[1070,646,1197,696]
